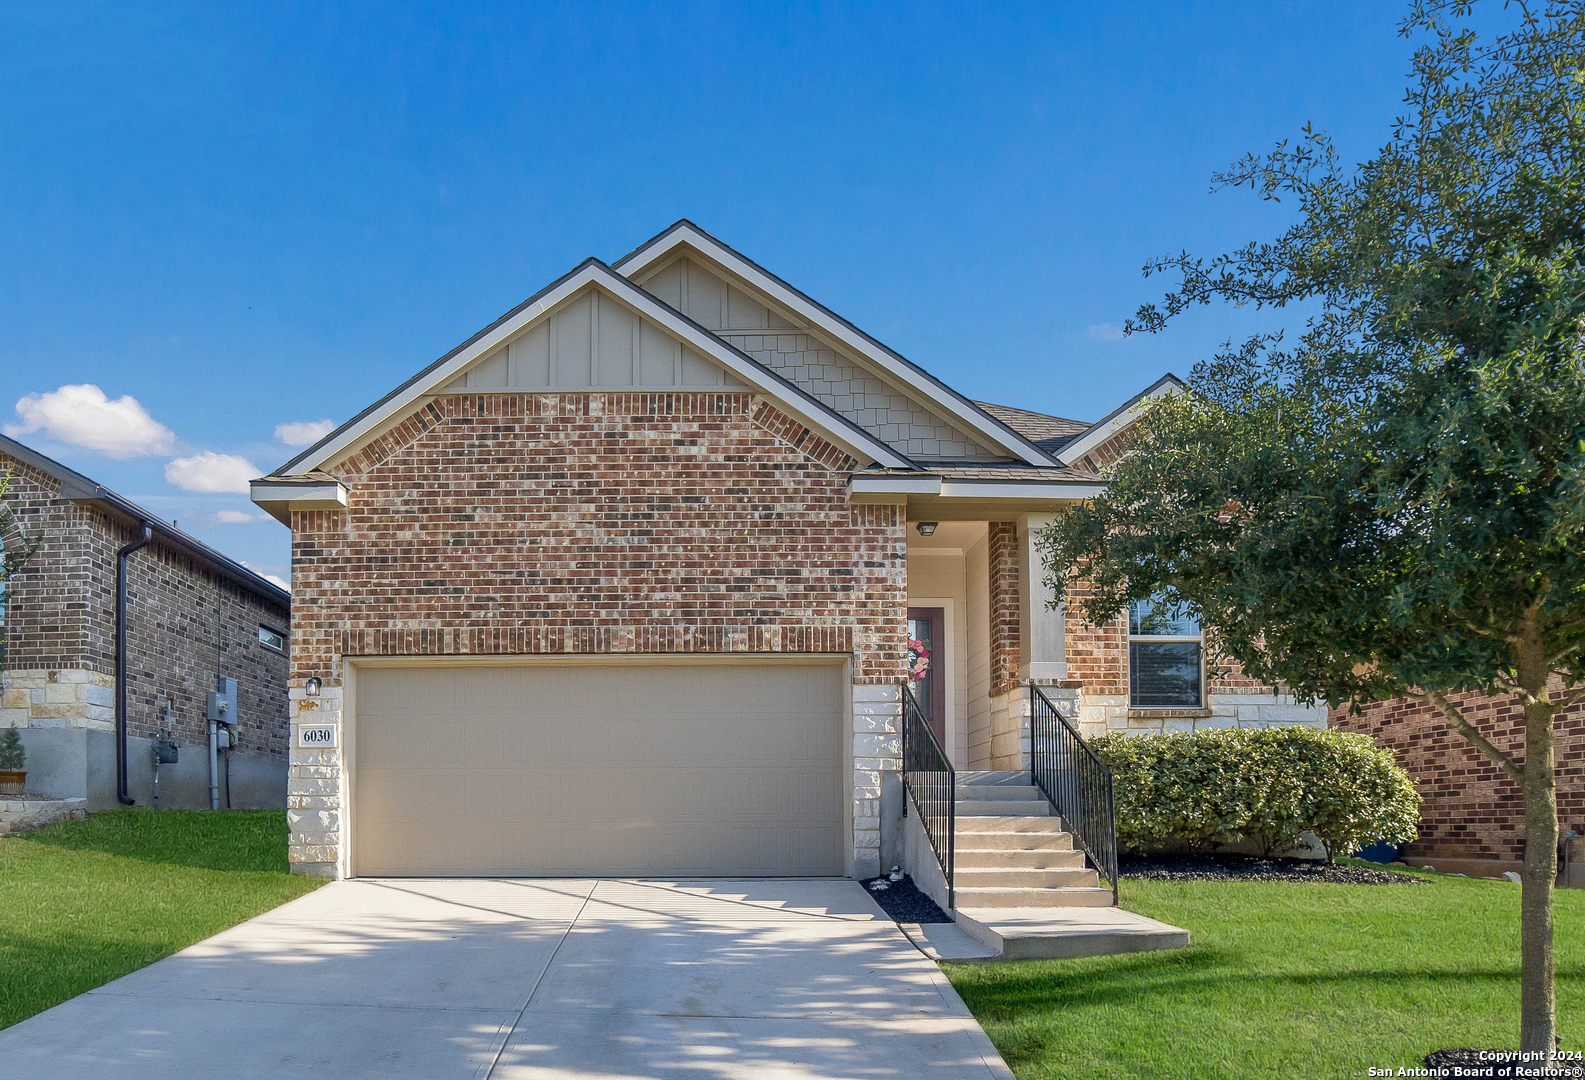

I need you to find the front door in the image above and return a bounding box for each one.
[906,607,947,749]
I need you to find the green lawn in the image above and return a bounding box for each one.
[0,809,323,1030]
[947,864,1584,1079]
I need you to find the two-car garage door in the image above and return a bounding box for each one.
[351,661,846,877]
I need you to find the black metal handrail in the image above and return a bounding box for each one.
[901,685,954,909]
[1029,685,1119,903]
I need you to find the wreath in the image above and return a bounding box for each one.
[906,638,931,681]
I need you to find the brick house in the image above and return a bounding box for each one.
[0,435,292,809]
[251,221,1324,883]
[1331,695,1585,881]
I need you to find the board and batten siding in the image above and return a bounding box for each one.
[445,286,750,392]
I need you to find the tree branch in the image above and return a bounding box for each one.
[1422,689,1524,784]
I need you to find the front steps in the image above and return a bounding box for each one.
[945,771,1189,960]
[952,773,1113,910]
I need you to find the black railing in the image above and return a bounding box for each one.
[901,686,954,909]
[1029,685,1119,903]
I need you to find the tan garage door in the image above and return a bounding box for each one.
[351,661,847,877]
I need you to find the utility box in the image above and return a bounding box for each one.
[152,737,179,764]
[207,677,237,726]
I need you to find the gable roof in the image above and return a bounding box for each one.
[270,258,915,478]
[0,433,291,607]
[973,402,1090,454]
[612,221,1062,466]
[1053,373,1185,467]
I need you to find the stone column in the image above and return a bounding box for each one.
[286,682,344,878]
[852,681,901,880]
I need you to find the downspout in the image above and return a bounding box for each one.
[115,523,154,805]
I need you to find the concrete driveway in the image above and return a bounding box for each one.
[0,878,1014,1079]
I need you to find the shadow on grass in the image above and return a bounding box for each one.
[14,808,291,873]
[949,944,1585,1018]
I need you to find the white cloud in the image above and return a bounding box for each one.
[214,509,259,524]
[275,418,336,446]
[164,452,261,494]
[264,574,291,592]
[6,384,177,458]
[1087,322,1126,342]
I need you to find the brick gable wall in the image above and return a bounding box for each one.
[291,392,908,681]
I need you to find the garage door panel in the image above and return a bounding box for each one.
[353,663,846,877]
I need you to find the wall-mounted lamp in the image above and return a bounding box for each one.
[915,522,938,537]
[304,677,322,698]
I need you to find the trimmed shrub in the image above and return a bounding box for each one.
[1090,726,1421,862]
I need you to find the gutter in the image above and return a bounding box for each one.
[115,523,153,805]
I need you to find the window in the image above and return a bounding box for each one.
[1128,597,1202,708]
[258,625,286,652]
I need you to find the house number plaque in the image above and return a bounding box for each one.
[297,725,337,749]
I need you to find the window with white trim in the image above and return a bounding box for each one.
[1128,597,1203,708]
[258,625,286,652]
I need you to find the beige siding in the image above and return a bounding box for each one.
[445,286,749,392]
[350,661,846,877]
[965,529,992,769]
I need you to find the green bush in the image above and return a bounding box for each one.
[1089,726,1421,862]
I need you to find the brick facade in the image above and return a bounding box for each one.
[284,391,909,876]
[1330,691,1585,871]
[0,446,291,807]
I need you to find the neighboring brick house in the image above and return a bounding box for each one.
[0,435,292,809]
[1331,694,1585,880]
[251,220,1322,881]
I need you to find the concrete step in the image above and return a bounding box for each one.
[956,847,1088,869]
[955,815,1068,834]
[956,866,1100,888]
[955,799,1052,816]
[955,829,1075,851]
[955,906,1192,960]
[957,771,1032,787]
[952,785,1044,801]
[953,885,1112,909]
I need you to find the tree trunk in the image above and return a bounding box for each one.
[1518,607,1557,1053]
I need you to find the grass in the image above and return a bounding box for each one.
[0,809,323,1030]
[946,862,1585,1079]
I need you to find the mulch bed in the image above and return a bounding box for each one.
[864,874,953,923]
[1120,852,1427,885]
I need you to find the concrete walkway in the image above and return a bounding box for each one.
[0,878,1014,1079]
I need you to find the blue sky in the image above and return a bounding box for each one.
[0,2,1451,582]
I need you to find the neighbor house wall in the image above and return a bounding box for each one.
[285,391,909,878]
[0,450,290,808]
[1330,691,1585,876]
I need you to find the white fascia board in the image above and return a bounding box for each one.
[612,223,1057,466]
[250,479,350,525]
[280,260,911,475]
[938,480,1106,501]
[1055,374,1185,466]
[848,475,944,496]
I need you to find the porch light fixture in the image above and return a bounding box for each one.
[915,522,938,536]
[304,677,322,698]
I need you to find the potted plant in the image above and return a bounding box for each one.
[0,727,24,795]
